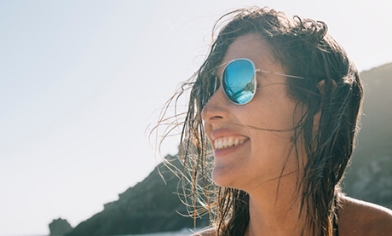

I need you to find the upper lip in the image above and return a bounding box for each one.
[210,128,248,141]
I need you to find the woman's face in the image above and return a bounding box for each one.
[201,34,306,192]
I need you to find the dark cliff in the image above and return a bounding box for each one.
[343,62,392,208]
[49,218,73,236]
[65,155,209,236]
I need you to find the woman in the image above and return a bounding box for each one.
[158,6,392,236]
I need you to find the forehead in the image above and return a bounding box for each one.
[218,33,284,74]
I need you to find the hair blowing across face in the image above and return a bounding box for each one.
[159,6,363,236]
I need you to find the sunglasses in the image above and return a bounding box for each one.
[201,58,306,106]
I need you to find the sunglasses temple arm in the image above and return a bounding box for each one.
[257,69,306,80]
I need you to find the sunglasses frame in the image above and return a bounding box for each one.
[210,58,306,105]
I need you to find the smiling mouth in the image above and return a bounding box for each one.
[214,136,248,150]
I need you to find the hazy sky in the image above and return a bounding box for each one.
[1,0,391,235]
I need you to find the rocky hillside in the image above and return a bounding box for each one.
[343,62,392,208]
[63,62,392,236]
[64,155,209,236]
[49,218,72,236]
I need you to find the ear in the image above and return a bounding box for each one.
[314,80,326,131]
[315,80,325,129]
[317,80,326,94]
[314,79,336,131]
[313,108,322,132]
[317,79,337,95]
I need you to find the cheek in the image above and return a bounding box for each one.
[251,130,294,159]
[243,107,297,133]
[247,131,300,182]
[246,94,303,133]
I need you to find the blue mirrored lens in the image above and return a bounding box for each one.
[222,59,256,104]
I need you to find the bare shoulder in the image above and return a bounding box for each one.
[191,227,216,236]
[338,195,392,235]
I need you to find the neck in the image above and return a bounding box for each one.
[244,174,306,236]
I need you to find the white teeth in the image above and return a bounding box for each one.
[214,136,246,150]
[234,139,239,146]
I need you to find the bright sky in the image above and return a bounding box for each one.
[0,1,391,235]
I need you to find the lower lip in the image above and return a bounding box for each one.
[213,139,249,157]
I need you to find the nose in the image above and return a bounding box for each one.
[201,86,229,123]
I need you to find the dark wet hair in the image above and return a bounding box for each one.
[157,6,363,236]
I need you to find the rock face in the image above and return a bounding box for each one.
[63,63,392,236]
[49,218,73,236]
[65,155,209,236]
[343,62,392,209]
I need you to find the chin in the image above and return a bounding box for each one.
[211,165,243,188]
